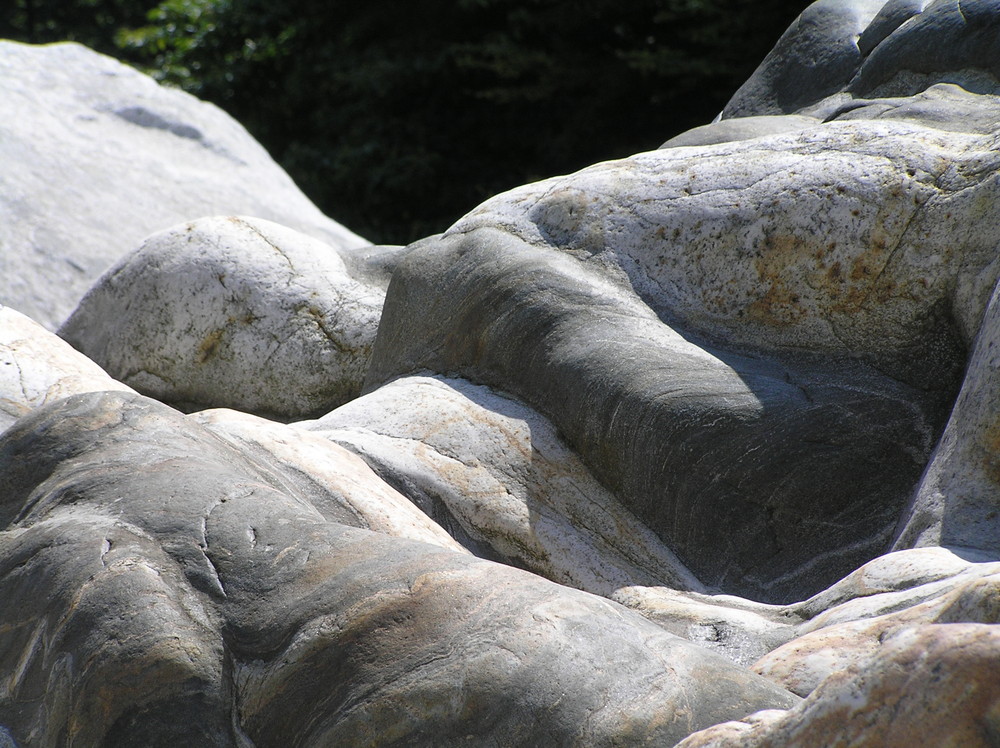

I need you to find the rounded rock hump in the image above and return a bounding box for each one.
[0,305,134,434]
[59,216,383,420]
[0,390,800,746]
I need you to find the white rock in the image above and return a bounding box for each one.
[450,120,1000,386]
[0,304,133,433]
[59,216,382,419]
[0,41,367,331]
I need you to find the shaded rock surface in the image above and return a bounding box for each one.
[0,40,367,331]
[365,221,944,603]
[59,216,383,419]
[0,391,798,746]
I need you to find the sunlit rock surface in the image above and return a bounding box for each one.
[0,40,366,331]
[4,0,1000,744]
[59,216,383,419]
[0,305,134,433]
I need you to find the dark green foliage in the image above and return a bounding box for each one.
[1,0,807,243]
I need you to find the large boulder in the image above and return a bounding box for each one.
[59,216,383,419]
[360,11,1000,601]
[0,40,367,331]
[0,391,799,746]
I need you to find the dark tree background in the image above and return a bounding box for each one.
[1,0,807,244]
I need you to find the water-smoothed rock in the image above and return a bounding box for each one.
[892,277,1000,557]
[756,548,1000,696]
[191,406,465,551]
[0,40,366,331]
[59,216,382,419]
[7,1,1000,743]
[0,304,133,434]
[678,624,1000,747]
[299,374,807,666]
[722,0,1000,122]
[367,120,994,600]
[298,374,702,593]
[362,44,1000,599]
[0,391,799,746]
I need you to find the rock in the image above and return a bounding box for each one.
[59,215,383,419]
[833,83,1000,135]
[449,121,994,372]
[361,36,1000,599]
[892,276,1000,556]
[7,2,1000,744]
[0,391,799,745]
[721,0,887,117]
[0,304,133,433]
[297,373,803,665]
[756,551,1000,696]
[755,576,1000,698]
[190,406,466,551]
[365,125,971,602]
[721,0,1000,122]
[678,624,1000,747]
[298,374,702,592]
[790,547,994,627]
[660,114,820,148]
[0,40,367,331]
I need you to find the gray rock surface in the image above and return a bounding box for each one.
[191,406,466,551]
[0,40,367,331]
[892,274,1000,555]
[59,216,382,419]
[722,0,888,117]
[723,0,1000,121]
[0,391,799,746]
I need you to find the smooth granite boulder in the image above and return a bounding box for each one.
[0,40,367,331]
[0,391,799,746]
[59,216,383,419]
[0,305,133,433]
